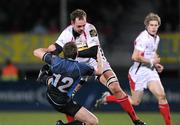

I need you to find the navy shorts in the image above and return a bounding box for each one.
[47,85,82,116]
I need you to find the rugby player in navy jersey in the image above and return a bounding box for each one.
[33,42,103,125]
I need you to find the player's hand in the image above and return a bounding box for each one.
[96,48,100,62]
[153,56,160,64]
[71,90,77,98]
[153,54,160,64]
[155,63,164,73]
[37,64,52,83]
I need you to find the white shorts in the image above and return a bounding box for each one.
[76,57,112,73]
[128,65,161,91]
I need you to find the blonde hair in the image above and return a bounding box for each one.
[144,12,161,26]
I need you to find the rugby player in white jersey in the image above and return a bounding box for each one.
[128,12,172,125]
[95,12,172,125]
[43,9,146,125]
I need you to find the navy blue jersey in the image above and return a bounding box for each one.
[43,53,94,96]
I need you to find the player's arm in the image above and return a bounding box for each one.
[94,47,103,75]
[154,63,164,73]
[79,48,103,76]
[47,30,71,55]
[33,48,52,64]
[47,43,63,55]
[78,45,98,58]
[154,52,164,73]
[34,43,63,57]
[132,49,160,67]
[72,52,102,97]
[71,78,87,98]
[78,24,99,59]
[34,48,55,85]
[33,48,49,60]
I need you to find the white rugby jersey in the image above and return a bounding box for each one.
[55,23,100,63]
[132,30,160,67]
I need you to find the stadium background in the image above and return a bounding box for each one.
[0,0,180,125]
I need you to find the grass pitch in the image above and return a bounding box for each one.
[0,111,179,125]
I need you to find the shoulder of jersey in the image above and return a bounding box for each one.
[86,23,96,30]
[64,25,73,32]
[137,30,149,40]
[86,23,98,37]
[61,25,73,36]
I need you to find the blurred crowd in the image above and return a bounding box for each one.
[0,0,179,41]
[1,58,19,81]
[0,0,179,49]
[0,0,179,32]
[0,0,179,80]
[0,0,60,33]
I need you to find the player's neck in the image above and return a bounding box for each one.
[72,29,80,39]
[146,29,157,38]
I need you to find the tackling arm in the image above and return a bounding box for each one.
[71,80,86,98]
[78,46,98,59]
[33,48,49,60]
[47,43,63,55]
[94,47,103,75]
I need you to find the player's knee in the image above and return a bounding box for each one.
[105,75,118,86]
[109,83,123,94]
[87,117,99,125]
[130,96,142,106]
[158,93,167,101]
[132,100,141,106]
[93,118,99,125]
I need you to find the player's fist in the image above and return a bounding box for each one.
[153,54,160,64]
[153,56,160,65]
[155,63,164,73]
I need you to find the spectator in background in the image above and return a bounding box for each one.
[1,58,19,81]
[31,18,47,34]
[48,19,59,34]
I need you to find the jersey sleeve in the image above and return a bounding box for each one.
[55,28,73,47]
[43,53,63,68]
[134,34,146,52]
[43,53,52,64]
[86,24,100,48]
[78,63,94,76]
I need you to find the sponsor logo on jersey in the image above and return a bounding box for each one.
[90,29,97,37]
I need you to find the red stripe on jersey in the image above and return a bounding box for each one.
[83,31,87,40]
[128,74,135,91]
[141,52,144,56]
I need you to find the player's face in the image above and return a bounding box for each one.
[146,20,159,35]
[72,17,86,34]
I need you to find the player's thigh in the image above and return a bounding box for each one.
[130,89,144,105]
[75,107,98,125]
[147,80,166,100]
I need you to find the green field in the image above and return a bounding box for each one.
[0,111,179,125]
